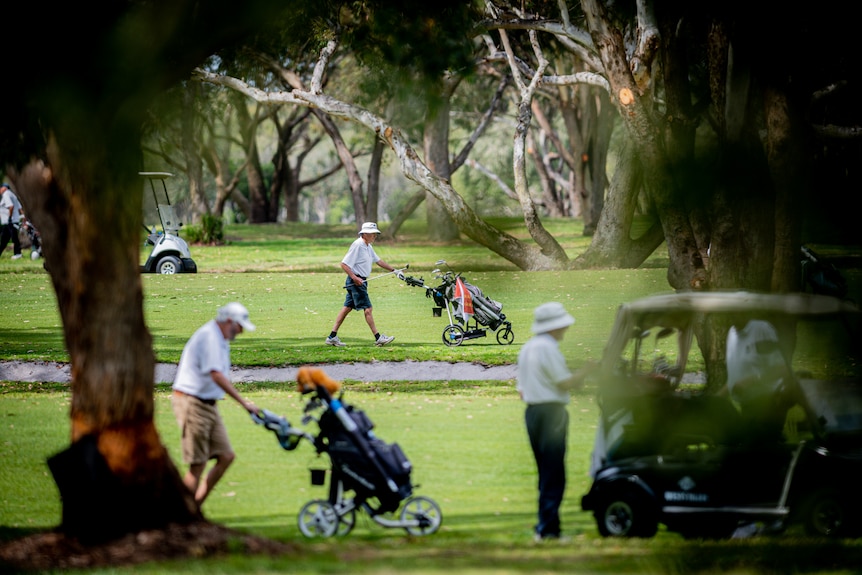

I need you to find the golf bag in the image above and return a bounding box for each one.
[313,397,413,514]
[252,367,442,538]
[19,218,42,260]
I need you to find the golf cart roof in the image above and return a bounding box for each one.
[617,290,859,318]
[139,171,174,179]
[600,291,861,375]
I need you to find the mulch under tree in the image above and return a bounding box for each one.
[0,521,294,572]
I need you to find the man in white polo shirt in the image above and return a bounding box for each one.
[325,221,398,347]
[172,302,259,507]
[517,302,595,542]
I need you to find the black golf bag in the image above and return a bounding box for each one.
[314,402,413,514]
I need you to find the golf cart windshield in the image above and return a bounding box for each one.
[590,292,862,475]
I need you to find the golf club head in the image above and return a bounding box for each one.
[435,260,446,266]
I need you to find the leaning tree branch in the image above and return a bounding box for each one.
[450,74,510,172]
[191,68,561,270]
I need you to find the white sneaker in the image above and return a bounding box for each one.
[10,254,22,260]
[375,334,395,346]
[325,336,346,347]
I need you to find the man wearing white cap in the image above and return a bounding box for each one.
[517,302,594,542]
[325,221,398,347]
[172,302,259,507]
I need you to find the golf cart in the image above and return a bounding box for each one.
[581,291,862,539]
[139,172,197,274]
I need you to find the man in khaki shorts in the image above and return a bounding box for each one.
[171,302,259,507]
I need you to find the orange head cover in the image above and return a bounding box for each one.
[296,366,342,395]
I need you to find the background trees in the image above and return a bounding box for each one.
[1,0,857,546]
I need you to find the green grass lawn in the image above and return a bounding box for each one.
[3,381,862,574]
[2,219,862,573]
[0,218,678,367]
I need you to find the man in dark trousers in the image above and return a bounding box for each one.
[517,302,593,542]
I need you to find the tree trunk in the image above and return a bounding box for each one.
[181,84,209,224]
[575,140,664,267]
[366,135,384,223]
[582,0,704,288]
[423,86,459,242]
[313,109,368,227]
[587,89,614,235]
[15,135,198,542]
[234,98,271,223]
[764,85,805,293]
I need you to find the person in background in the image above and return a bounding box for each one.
[517,302,595,542]
[325,221,398,347]
[171,302,259,508]
[0,183,23,260]
[726,319,792,443]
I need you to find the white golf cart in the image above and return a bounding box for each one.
[139,172,197,274]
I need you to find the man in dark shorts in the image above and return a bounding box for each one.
[326,221,399,347]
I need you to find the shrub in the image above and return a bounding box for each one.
[185,213,224,244]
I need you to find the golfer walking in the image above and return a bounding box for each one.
[517,302,593,542]
[171,302,259,507]
[326,221,398,347]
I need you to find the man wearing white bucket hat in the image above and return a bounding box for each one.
[326,222,398,347]
[517,302,595,542]
[172,302,259,508]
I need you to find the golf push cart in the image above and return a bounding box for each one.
[402,260,514,346]
[582,291,862,539]
[139,172,197,274]
[252,367,443,538]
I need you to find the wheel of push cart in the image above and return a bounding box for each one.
[336,507,356,536]
[496,327,514,345]
[400,495,442,536]
[157,255,183,274]
[297,499,339,537]
[442,325,465,346]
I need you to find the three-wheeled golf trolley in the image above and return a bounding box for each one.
[252,368,443,538]
[139,172,197,274]
[403,260,514,346]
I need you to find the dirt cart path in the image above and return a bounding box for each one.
[0,360,517,383]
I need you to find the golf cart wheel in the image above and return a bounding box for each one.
[297,499,339,537]
[156,255,183,274]
[496,327,514,345]
[400,495,442,536]
[803,488,848,537]
[595,489,658,538]
[442,325,465,347]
